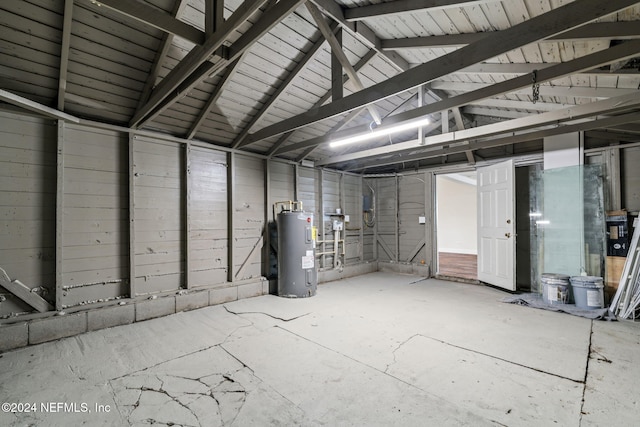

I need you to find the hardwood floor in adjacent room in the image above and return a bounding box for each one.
[438,252,477,280]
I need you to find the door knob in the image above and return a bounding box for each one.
[505,233,511,238]
[506,219,511,224]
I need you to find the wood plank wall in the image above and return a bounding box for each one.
[398,174,428,264]
[133,136,185,295]
[0,110,444,318]
[371,173,434,272]
[233,156,265,281]
[189,147,228,286]
[344,174,362,264]
[0,113,56,315]
[62,125,128,305]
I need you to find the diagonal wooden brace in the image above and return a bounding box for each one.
[0,267,53,313]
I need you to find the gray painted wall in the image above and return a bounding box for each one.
[0,113,56,316]
[0,111,372,321]
[8,107,633,324]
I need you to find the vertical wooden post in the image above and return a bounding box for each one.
[128,133,137,297]
[264,159,271,279]
[425,171,435,277]
[359,175,364,262]
[395,175,399,263]
[318,169,325,269]
[205,0,224,34]
[55,120,65,311]
[185,142,192,289]
[293,163,299,201]
[227,152,235,283]
[373,179,378,260]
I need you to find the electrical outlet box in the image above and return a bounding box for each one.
[418,216,426,224]
[344,215,350,223]
[332,220,344,231]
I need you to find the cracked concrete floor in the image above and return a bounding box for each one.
[1,272,639,426]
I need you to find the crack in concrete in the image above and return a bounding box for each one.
[579,320,595,425]
[108,343,220,382]
[113,370,250,427]
[419,333,585,384]
[223,305,311,322]
[275,325,428,394]
[384,334,421,373]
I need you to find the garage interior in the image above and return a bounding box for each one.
[1,0,640,425]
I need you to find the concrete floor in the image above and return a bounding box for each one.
[1,271,638,426]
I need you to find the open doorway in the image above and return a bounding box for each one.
[436,172,478,281]
[435,165,540,287]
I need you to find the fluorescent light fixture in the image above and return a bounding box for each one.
[329,116,432,148]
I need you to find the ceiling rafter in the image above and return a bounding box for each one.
[241,0,464,151]
[296,90,422,162]
[133,0,311,129]
[306,2,382,125]
[316,91,640,167]
[265,50,378,157]
[463,106,535,120]
[128,0,271,128]
[230,24,338,149]
[136,0,189,111]
[347,112,640,171]
[271,38,640,157]
[310,0,409,72]
[187,53,247,140]
[87,0,205,45]
[246,0,639,145]
[1,89,79,122]
[430,81,640,99]
[343,0,502,22]
[382,21,640,50]
[57,0,74,111]
[281,90,419,158]
[455,62,640,75]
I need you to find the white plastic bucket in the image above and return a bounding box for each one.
[541,273,571,304]
[570,276,604,309]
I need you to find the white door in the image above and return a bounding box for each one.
[477,160,515,291]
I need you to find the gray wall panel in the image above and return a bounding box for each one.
[344,174,362,265]
[297,166,317,217]
[398,175,426,263]
[376,178,398,262]
[0,112,56,315]
[133,137,184,294]
[190,147,228,286]
[62,125,129,307]
[233,155,265,281]
[622,146,640,212]
[269,161,295,211]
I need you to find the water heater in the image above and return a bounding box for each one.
[275,201,317,298]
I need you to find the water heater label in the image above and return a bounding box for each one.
[302,255,314,269]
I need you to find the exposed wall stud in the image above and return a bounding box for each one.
[56,120,65,311]
[227,152,235,283]
[185,142,192,289]
[128,133,137,297]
